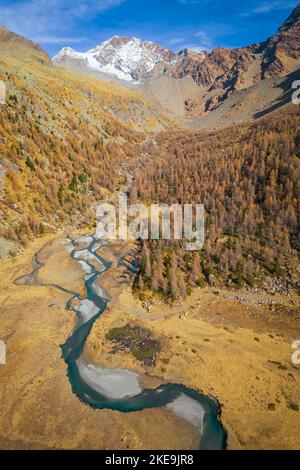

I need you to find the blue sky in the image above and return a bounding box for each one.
[0,0,298,56]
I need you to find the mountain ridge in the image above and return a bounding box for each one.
[53,36,175,83]
[52,3,300,121]
[53,3,300,85]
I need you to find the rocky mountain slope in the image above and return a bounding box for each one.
[53,4,300,123]
[0,25,51,66]
[189,69,299,131]
[53,36,175,83]
[162,3,300,114]
[261,3,300,78]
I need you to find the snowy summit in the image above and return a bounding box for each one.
[53,36,175,83]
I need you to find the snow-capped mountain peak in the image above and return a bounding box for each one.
[53,36,175,83]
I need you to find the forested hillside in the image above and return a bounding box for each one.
[0,27,170,250]
[130,105,300,296]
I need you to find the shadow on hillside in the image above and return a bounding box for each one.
[254,69,300,119]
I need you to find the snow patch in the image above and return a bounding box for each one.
[78,260,92,274]
[74,236,94,246]
[91,282,109,300]
[53,36,173,83]
[75,299,99,323]
[166,393,205,432]
[76,358,142,399]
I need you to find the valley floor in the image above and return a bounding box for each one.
[0,235,299,450]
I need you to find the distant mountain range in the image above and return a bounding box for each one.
[53,3,300,118]
[53,36,174,83]
[54,4,300,84]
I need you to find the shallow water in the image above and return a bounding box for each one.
[17,235,227,450]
